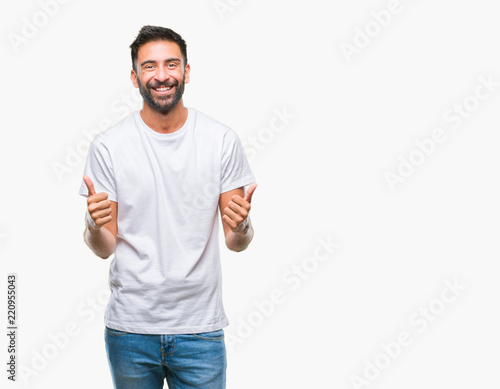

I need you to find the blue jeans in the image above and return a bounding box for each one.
[104,326,226,388]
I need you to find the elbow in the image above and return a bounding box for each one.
[97,251,114,260]
[94,244,117,260]
[89,245,114,260]
[227,243,249,253]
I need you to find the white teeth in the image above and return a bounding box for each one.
[155,87,172,92]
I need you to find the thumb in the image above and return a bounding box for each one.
[83,175,96,197]
[244,183,258,203]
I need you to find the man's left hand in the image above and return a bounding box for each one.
[222,183,257,233]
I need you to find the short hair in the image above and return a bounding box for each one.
[129,25,188,72]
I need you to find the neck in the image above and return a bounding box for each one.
[140,100,188,134]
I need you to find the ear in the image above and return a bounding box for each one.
[184,63,191,84]
[130,69,139,88]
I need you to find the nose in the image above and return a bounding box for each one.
[154,66,170,83]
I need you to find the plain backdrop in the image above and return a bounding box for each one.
[1,0,499,388]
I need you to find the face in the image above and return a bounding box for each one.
[131,40,190,113]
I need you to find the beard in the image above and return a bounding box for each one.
[137,73,185,113]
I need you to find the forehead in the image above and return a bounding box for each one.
[137,40,182,63]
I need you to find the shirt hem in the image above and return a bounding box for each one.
[221,175,256,194]
[104,318,230,335]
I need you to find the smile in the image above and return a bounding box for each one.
[152,86,174,95]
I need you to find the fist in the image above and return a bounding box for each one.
[222,183,257,233]
[83,175,112,229]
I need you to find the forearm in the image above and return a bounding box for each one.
[225,218,254,252]
[83,226,117,259]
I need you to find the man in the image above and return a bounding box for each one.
[79,25,257,389]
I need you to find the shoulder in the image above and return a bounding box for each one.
[90,111,138,149]
[101,112,137,141]
[190,108,233,138]
[189,108,246,151]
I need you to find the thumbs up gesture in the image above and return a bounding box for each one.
[222,183,257,233]
[83,175,113,229]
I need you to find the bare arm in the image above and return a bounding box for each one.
[82,175,117,259]
[219,184,257,252]
[84,200,118,259]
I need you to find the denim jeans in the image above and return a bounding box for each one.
[104,326,226,388]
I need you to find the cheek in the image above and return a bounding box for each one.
[141,75,155,87]
[173,70,185,81]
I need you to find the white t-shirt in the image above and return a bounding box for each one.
[78,108,255,334]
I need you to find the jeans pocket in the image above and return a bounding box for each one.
[192,329,224,341]
[105,326,130,337]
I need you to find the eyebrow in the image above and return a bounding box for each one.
[140,58,181,67]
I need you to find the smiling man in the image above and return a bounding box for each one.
[78,25,257,389]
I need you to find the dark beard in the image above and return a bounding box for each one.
[137,73,185,113]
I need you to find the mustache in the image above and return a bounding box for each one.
[148,80,178,89]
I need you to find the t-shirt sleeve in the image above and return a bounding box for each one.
[78,134,117,202]
[220,129,256,193]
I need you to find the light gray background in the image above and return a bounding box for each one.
[1,0,499,387]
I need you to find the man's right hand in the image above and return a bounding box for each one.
[83,175,113,229]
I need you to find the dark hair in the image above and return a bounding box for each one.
[129,25,188,72]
